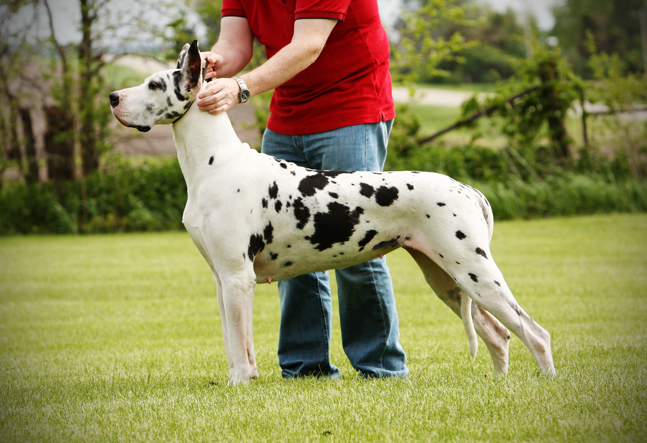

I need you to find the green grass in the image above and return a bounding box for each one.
[419,83,500,94]
[1,214,646,441]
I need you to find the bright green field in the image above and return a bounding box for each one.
[1,214,646,442]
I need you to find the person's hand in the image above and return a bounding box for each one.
[200,51,224,81]
[197,77,241,114]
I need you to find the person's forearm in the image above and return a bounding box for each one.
[240,19,336,97]
[239,38,321,97]
[210,39,251,78]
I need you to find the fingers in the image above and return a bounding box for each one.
[196,78,240,114]
[200,51,224,80]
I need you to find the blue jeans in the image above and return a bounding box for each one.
[262,121,409,378]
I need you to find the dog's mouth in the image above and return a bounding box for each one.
[112,112,151,132]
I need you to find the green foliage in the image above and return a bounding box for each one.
[391,0,476,84]
[0,156,186,235]
[584,33,647,179]
[193,0,223,48]
[551,0,646,77]
[163,16,196,62]
[457,43,580,172]
[425,3,530,83]
[477,173,647,220]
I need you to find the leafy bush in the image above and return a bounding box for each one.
[0,156,186,235]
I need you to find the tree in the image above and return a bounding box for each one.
[551,0,646,76]
[0,0,45,185]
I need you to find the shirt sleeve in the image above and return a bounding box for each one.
[221,0,246,17]
[295,0,352,20]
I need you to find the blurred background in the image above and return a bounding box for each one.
[1,0,646,234]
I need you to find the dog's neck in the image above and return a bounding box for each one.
[171,96,246,190]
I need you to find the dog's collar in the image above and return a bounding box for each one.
[172,61,211,125]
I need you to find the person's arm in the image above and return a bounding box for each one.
[202,16,255,80]
[197,18,337,114]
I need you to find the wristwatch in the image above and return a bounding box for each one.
[233,76,250,103]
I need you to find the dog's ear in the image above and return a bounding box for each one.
[180,40,202,93]
[177,43,190,69]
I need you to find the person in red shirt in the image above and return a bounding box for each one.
[197,0,408,379]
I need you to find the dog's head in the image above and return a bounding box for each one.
[109,40,203,132]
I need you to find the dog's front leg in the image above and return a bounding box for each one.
[214,272,235,378]
[221,272,258,384]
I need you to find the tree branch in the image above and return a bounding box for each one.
[418,86,541,145]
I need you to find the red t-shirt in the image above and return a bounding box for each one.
[221,0,395,135]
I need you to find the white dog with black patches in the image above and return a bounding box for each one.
[110,41,556,384]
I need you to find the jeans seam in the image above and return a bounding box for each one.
[315,272,331,368]
[366,259,389,372]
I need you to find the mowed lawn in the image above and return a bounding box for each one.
[1,214,646,442]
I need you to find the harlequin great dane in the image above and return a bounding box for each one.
[109,41,556,384]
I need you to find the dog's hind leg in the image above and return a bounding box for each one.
[448,256,556,375]
[406,248,511,373]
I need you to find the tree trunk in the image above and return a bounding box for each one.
[538,58,570,161]
[18,107,39,184]
[79,0,99,177]
[44,105,75,188]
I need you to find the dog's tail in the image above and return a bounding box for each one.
[461,292,478,362]
[478,189,494,242]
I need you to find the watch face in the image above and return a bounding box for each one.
[240,90,250,103]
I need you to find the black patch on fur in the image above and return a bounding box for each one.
[407,183,414,190]
[263,223,274,244]
[322,170,352,178]
[375,186,399,207]
[456,230,467,240]
[167,96,173,107]
[328,192,338,199]
[475,247,488,259]
[269,252,278,260]
[372,238,400,250]
[165,111,181,120]
[283,261,293,267]
[247,234,265,261]
[359,183,374,198]
[275,200,282,213]
[280,162,288,169]
[172,71,187,101]
[268,182,279,199]
[358,230,378,251]
[469,273,479,282]
[426,214,430,218]
[208,156,214,165]
[262,198,268,209]
[439,254,444,258]
[309,202,364,251]
[494,280,501,287]
[293,198,310,229]
[437,202,446,207]
[299,173,329,197]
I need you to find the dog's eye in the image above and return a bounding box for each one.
[148,82,160,91]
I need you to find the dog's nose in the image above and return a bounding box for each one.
[109,92,120,108]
